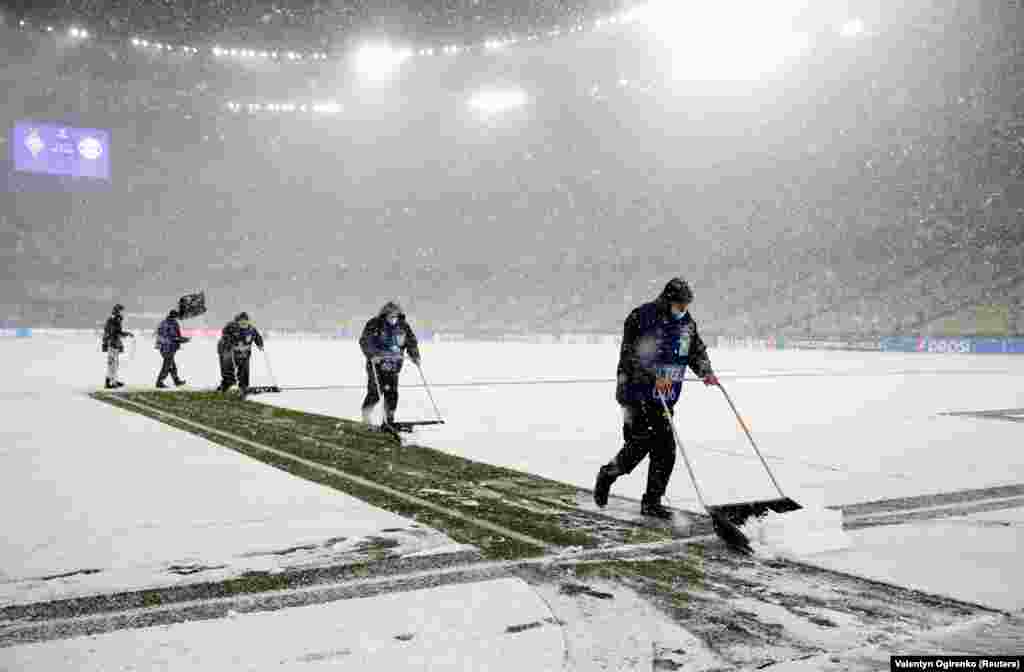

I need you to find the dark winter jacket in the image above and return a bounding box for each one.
[102,314,132,352]
[155,317,188,356]
[218,320,264,356]
[616,292,713,408]
[359,303,420,373]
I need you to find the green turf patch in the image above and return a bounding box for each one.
[93,391,602,558]
[569,553,706,609]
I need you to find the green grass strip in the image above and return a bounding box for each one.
[94,391,596,557]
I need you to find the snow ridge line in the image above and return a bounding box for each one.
[836,483,1024,517]
[100,393,561,554]
[0,538,714,647]
[842,496,1024,529]
[844,494,1024,520]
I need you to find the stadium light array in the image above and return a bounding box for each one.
[226,100,342,116]
[13,0,824,85]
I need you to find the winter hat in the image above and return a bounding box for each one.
[113,303,124,313]
[168,309,180,319]
[236,312,250,322]
[379,301,403,318]
[660,277,694,304]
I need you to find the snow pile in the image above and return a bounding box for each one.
[740,489,852,557]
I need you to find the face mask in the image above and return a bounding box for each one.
[671,307,687,320]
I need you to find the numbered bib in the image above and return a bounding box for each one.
[655,365,685,382]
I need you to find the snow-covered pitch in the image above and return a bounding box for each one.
[1,332,1021,668]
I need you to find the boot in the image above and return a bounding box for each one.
[593,464,619,507]
[641,495,673,520]
[173,378,187,387]
[104,378,115,390]
[113,381,125,388]
[156,381,168,389]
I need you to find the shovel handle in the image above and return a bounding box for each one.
[658,393,709,510]
[416,362,445,423]
[717,384,788,500]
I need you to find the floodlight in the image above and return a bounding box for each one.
[634,0,810,81]
[352,43,412,81]
[468,88,528,116]
[839,18,865,38]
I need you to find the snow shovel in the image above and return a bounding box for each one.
[705,383,802,545]
[247,348,281,394]
[384,362,447,432]
[658,393,755,553]
[410,361,446,427]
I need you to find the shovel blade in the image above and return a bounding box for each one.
[390,420,445,432]
[706,497,802,554]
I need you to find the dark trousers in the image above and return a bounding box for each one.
[606,400,676,500]
[362,361,399,419]
[157,352,180,384]
[219,349,251,390]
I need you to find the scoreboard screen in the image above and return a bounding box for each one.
[10,121,111,181]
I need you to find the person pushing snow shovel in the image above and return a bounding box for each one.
[359,301,421,429]
[217,312,264,399]
[594,277,719,519]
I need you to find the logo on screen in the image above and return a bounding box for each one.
[78,137,103,160]
[24,129,44,157]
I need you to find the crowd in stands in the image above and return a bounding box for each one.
[2,1,1021,337]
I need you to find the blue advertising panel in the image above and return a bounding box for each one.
[1004,338,1024,354]
[878,336,1024,354]
[879,336,922,353]
[972,338,1006,354]
[11,121,111,181]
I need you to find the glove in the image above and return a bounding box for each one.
[126,332,135,338]
[703,374,719,387]
[101,345,108,353]
[181,337,191,344]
